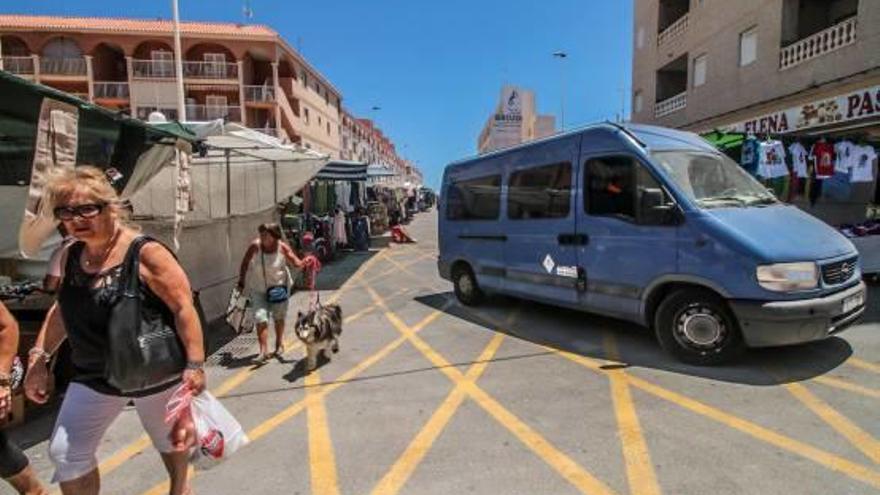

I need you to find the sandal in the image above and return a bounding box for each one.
[274,344,286,359]
[252,353,270,365]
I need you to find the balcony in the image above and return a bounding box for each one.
[658,13,689,46]
[780,16,857,70]
[132,59,175,79]
[654,92,687,118]
[183,61,237,80]
[2,56,35,75]
[243,85,276,103]
[40,58,87,77]
[186,105,242,122]
[251,127,278,137]
[93,82,130,100]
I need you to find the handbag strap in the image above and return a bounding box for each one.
[120,236,176,296]
[260,249,268,291]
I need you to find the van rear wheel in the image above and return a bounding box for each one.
[453,265,484,306]
[655,289,744,365]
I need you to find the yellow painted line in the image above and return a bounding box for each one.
[371,333,505,495]
[784,382,880,465]
[813,376,880,400]
[559,350,880,489]
[306,370,341,495]
[140,306,449,495]
[368,287,617,495]
[847,358,880,375]
[603,334,661,495]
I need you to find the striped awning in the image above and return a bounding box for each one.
[315,160,368,181]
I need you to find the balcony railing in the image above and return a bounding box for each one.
[2,56,35,75]
[40,57,87,76]
[654,91,687,118]
[186,105,242,122]
[658,13,689,46]
[780,16,857,71]
[183,61,238,80]
[93,82,130,99]
[132,59,175,78]
[243,85,276,103]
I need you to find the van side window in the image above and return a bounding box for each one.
[446,174,501,221]
[507,162,572,220]
[585,156,671,225]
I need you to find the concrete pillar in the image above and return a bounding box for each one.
[237,60,247,126]
[32,54,40,83]
[271,61,282,134]
[85,55,94,102]
[125,56,136,115]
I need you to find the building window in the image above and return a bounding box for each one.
[446,175,501,221]
[304,107,310,124]
[634,91,643,113]
[327,122,331,136]
[507,162,572,220]
[693,54,707,87]
[739,27,758,66]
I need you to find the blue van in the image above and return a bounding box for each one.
[437,123,867,365]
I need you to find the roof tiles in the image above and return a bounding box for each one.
[0,14,277,38]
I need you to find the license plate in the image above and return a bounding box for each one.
[843,292,865,313]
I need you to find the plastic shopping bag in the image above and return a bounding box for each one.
[165,385,250,470]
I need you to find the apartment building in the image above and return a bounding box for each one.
[0,14,343,157]
[478,85,556,153]
[631,0,880,136]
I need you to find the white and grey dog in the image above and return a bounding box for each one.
[295,304,343,372]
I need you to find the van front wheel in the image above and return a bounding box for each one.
[655,289,744,365]
[453,265,484,306]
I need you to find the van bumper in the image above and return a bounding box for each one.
[729,282,866,348]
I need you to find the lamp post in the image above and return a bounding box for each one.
[553,51,567,131]
[172,0,186,121]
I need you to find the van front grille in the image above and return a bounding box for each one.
[821,257,858,286]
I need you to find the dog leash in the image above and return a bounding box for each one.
[302,254,322,311]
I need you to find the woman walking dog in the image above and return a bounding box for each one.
[24,166,205,495]
[237,223,305,363]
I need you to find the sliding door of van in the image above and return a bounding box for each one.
[577,154,678,319]
[503,138,581,306]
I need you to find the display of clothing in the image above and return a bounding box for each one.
[741,136,759,176]
[851,144,878,183]
[333,210,348,246]
[788,142,809,179]
[810,141,835,179]
[757,140,788,179]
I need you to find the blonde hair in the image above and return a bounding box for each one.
[45,166,133,224]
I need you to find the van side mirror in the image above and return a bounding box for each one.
[640,188,680,225]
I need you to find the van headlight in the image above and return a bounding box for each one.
[756,262,819,292]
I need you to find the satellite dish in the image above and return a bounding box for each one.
[148,111,168,123]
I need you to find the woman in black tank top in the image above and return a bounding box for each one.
[23,167,205,495]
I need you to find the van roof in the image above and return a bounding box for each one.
[448,122,717,168]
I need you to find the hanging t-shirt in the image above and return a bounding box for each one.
[850,145,878,183]
[834,140,856,174]
[788,142,809,179]
[741,137,759,176]
[757,140,788,179]
[810,141,835,179]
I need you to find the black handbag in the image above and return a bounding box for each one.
[104,236,186,394]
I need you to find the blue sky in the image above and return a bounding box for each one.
[5,0,633,188]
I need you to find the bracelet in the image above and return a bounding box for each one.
[185,361,204,371]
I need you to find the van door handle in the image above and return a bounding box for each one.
[558,234,589,246]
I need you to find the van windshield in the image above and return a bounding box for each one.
[650,150,777,208]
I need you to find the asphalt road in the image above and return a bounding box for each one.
[12,209,880,495]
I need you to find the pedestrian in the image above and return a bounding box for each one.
[24,166,205,495]
[237,223,304,363]
[0,301,47,495]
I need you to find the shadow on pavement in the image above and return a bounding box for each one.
[414,292,855,387]
[312,251,378,291]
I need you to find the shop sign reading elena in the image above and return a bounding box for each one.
[727,85,880,134]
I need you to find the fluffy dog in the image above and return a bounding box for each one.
[295,304,343,372]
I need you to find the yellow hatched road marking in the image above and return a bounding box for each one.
[306,370,341,495]
[138,306,449,495]
[367,287,618,495]
[813,376,880,400]
[556,350,880,490]
[847,357,880,375]
[784,382,880,465]
[370,333,506,495]
[603,334,662,495]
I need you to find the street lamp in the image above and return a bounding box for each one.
[553,51,567,131]
[172,0,186,121]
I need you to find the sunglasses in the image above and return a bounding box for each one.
[53,203,106,221]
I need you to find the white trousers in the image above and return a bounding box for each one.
[48,382,177,483]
